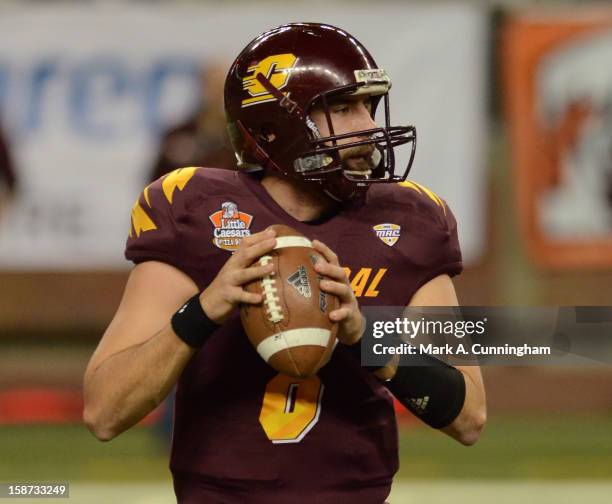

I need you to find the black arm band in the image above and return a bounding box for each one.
[385,354,466,429]
[171,294,220,349]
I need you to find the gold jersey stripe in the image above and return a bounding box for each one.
[162,167,197,204]
[398,180,446,214]
[398,180,422,194]
[412,181,446,214]
[143,185,152,207]
[130,201,157,237]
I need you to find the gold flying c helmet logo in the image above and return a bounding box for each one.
[241,53,298,108]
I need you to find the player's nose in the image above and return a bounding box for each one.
[354,102,377,131]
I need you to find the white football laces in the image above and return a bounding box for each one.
[259,255,283,323]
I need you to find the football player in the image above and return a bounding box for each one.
[83,23,486,503]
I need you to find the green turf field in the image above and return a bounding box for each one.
[1,414,611,503]
[397,414,612,480]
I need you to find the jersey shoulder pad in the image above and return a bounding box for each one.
[128,167,198,239]
[368,179,451,230]
[394,180,449,224]
[376,180,463,285]
[125,167,237,266]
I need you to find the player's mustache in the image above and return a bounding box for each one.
[339,144,375,160]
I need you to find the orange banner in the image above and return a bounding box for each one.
[502,11,612,269]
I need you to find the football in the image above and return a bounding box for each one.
[241,224,338,378]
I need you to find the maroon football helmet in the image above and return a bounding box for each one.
[224,22,416,201]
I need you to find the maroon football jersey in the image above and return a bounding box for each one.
[125,167,462,504]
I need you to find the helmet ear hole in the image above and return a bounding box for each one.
[257,123,277,144]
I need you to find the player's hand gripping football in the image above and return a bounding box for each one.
[200,229,277,324]
[313,240,399,380]
[312,240,364,346]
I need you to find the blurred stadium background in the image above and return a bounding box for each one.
[1,0,612,503]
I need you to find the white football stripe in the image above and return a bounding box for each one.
[257,328,331,362]
[274,236,312,249]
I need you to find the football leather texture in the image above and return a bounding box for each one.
[241,224,338,378]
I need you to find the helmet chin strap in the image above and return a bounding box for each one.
[323,144,386,201]
[255,73,306,119]
[320,170,370,202]
[323,189,344,202]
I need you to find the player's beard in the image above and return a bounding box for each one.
[317,144,379,203]
[339,144,377,178]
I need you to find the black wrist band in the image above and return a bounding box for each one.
[344,338,362,361]
[171,294,220,349]
[343,316,390,372]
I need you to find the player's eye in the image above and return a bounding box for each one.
[331,104,350,115]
